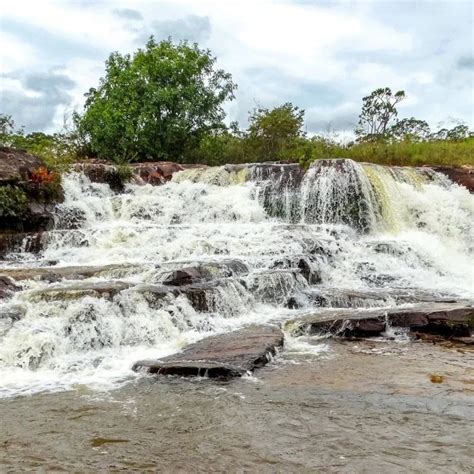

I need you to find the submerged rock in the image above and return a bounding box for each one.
[133,325,284,378]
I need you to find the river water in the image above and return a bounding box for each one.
[0,159,473,471]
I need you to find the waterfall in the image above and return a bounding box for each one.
[0,159,472,397]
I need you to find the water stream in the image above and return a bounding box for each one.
[0,159,472,398]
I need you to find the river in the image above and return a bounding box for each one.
[0,159,472,471]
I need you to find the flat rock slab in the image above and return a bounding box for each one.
[285,303,474,339]
[0,263,142,282]
[133,325,284,378]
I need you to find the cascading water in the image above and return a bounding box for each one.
[0,159,472,397]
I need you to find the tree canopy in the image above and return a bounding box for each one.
[74,37,237,162]
[356,87,406,141]
[247,103,305,161]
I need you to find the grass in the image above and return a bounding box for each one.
[302,137,474,168]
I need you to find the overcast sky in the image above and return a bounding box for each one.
[1,0,473,134]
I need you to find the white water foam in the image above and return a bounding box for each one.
[0,160,472,397]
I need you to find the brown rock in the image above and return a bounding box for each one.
[133,325,284,378]
[285,303,474,339]
[0,275,20,299]
[0,147,43,184]
[431,165,474,192]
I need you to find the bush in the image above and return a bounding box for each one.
[24,167,64,203]
[0,185,28,218]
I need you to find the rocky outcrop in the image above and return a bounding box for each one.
[0,148,63,233]
[0,231,46,258]
[285,303,474,339]
[431,165,474,192]
[0,147,44,184]
[133,325,284,378]
[73,160,206,191]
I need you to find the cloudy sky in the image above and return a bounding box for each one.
[1,0,473,134]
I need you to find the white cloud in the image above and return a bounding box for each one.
[1,0,472,132]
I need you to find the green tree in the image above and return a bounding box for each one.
[389,117,431,141]
[74,37,236,162]
[247,103,305,161]
[356,87,406,141]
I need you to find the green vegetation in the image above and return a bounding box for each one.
[1,38,472,168]
[73,37,236,162]
[0,185,28,219]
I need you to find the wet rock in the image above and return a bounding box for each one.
[161,260,249,286]
[136,282,216,312]
[272,255,321,285]
[74,160,189,190]
[285,303,474,339]
[0,275,20,299]
[247,270,307,305]
[73,161,129,192]
[431,165,474,192]
[133,325,284,378]
[163,267,204,286]
[132,162,184,185]
[1,263,142,282]
[29,281,132,302]
[0,231,44,257]
[55,207,86,230]
[0,305,25,336]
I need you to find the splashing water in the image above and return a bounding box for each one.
[0,159,472,397]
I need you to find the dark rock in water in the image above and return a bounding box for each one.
[0,275,20,299]
[161,260,249,287]
[0,231,45,257]
[285,303,474,339]
[272,255,322,285]
[163,267,204,286]
[132,325,284,378]
[55,207,86,230]
[136,282,217,312]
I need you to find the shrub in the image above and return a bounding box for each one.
[0,185,28,218]
[25,167,64,203]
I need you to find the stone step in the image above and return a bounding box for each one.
[285,303,474,339]
[133,325,284,378]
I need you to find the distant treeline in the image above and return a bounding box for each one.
[1,38,473,168]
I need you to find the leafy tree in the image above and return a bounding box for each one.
[0,114,15,141]
[74,37,237,162]
[389,117,431,141]
[430,123,470,141]
[247,103,305,161]
[356,87,406,141]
